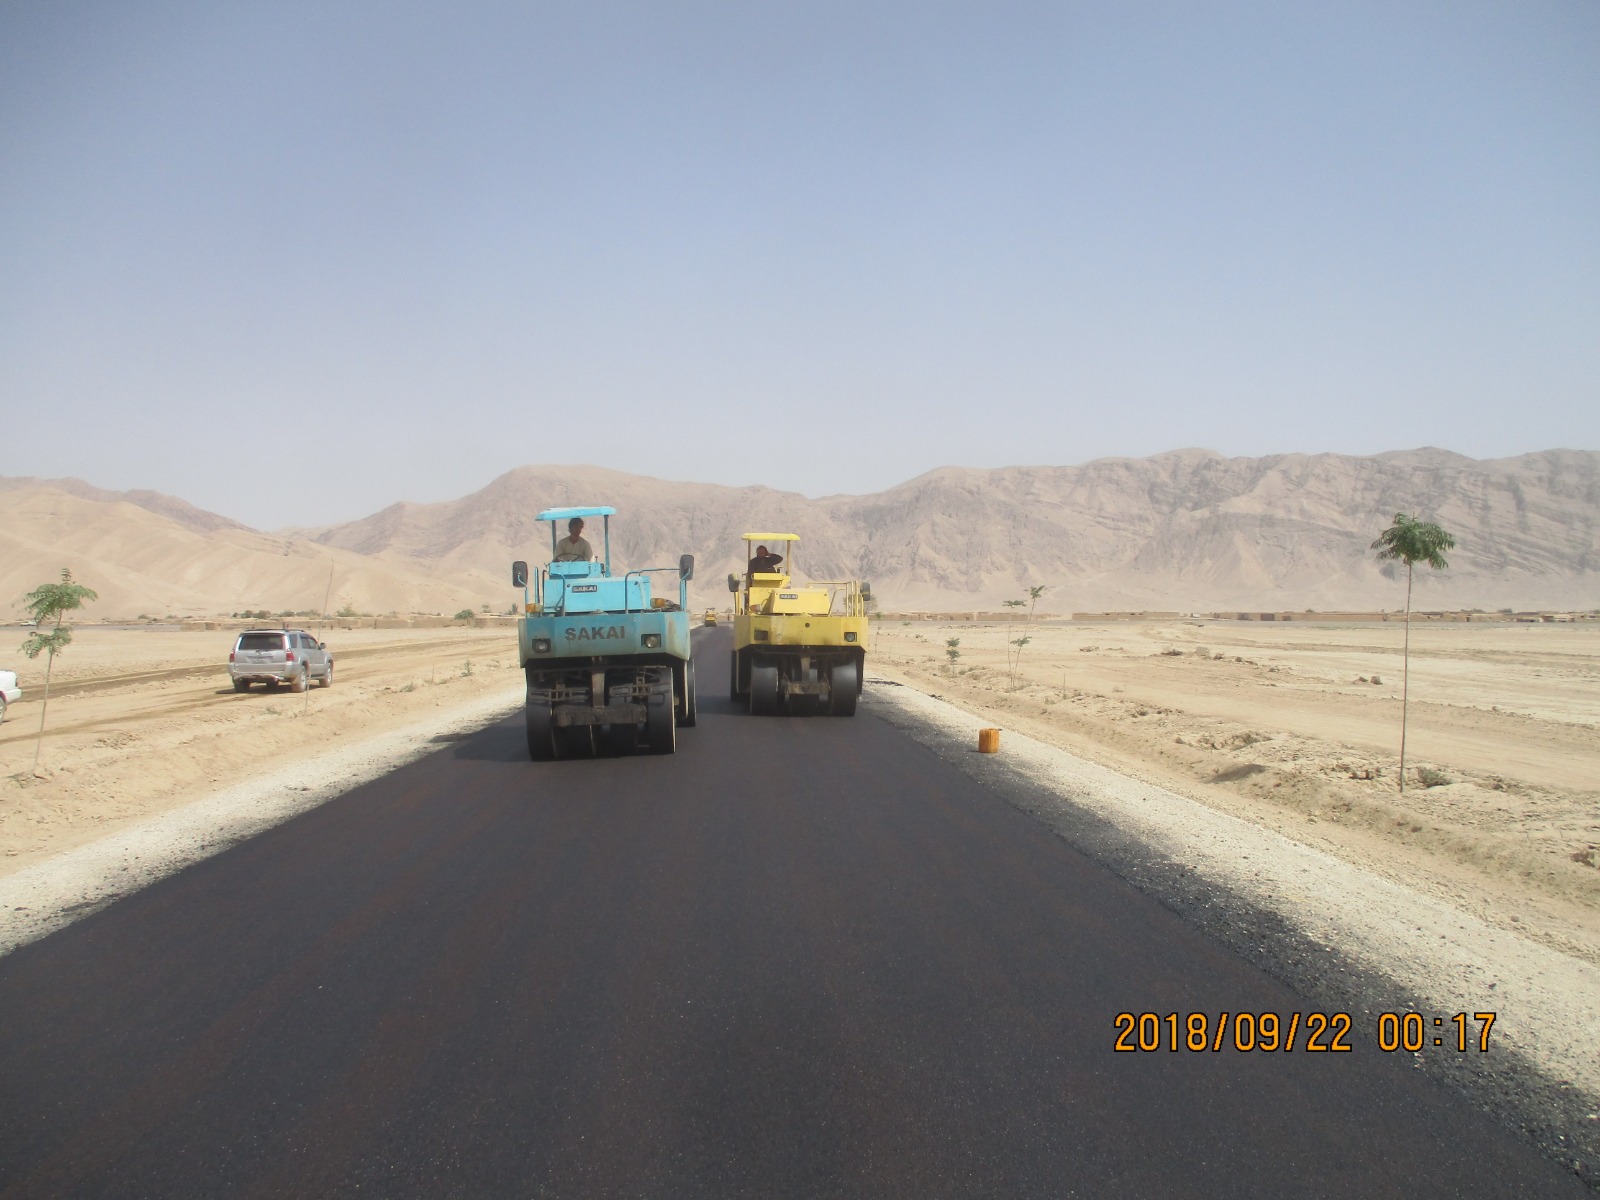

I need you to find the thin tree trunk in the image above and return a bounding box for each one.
[31,650,54,776]
[1399,562,1412,793]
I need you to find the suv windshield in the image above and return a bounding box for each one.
[238,633,286,652]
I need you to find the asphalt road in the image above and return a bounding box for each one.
[0,628,1585,1198]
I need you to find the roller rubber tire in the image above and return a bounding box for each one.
[749,660,780,717]
[605,720,638,756]
[829,660,859,716]
[645,668,677,753]
[526,704,557,761]
[561,724,597,758]
[678,659,697,727]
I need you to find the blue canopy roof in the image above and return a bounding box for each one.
[536,506,616,521]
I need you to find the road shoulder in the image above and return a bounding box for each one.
[864,673,1600,1186]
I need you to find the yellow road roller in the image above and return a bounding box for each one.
[728,532,870,716]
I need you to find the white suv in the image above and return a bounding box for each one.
[0,669,19,721]
[228,629,333,692]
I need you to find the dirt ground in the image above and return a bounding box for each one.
[872,618,1600,966]
[0,626,523,876]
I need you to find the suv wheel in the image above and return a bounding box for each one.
[233,679,250,693]
[318,663,333,688]
[290,668,309,693]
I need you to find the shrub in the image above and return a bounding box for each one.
[454,609,476,622]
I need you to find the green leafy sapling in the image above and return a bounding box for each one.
[20,568,98,776]
[1371,514,1454,793]
[1003,586,1048,688]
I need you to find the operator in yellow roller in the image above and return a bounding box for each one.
[747,544,784,577]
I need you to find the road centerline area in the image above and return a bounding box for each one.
[0,630,1586,1197]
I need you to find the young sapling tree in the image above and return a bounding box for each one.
[1003,586,1047,688]
[1001,599,1024,686]
[1371,513,1455,793]
[20,568,98,776]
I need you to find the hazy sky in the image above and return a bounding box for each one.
[3,1,1596,529]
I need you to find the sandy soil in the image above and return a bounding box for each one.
[0,625,523,876]
[872,618,1600,966]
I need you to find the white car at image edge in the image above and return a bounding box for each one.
[0,670,20,722]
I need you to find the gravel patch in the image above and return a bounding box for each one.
[0,690,521,957]
[866,678,1600,1188]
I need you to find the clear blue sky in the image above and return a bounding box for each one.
[3,1,1596,529]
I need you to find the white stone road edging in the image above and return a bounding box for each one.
[866,680,1600,1105]
[0,688,524,958]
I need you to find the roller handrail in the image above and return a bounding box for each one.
[623,567,688,615]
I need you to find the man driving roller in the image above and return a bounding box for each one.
[748,543,784,576]
[554,517,594,562]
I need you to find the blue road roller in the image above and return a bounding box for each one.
[512,505,695,760]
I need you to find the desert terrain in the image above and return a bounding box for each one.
[0,625,522,876]
[871,616,1600,966]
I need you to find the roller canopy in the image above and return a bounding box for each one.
[538,506,616,521]
[742,532,800,541]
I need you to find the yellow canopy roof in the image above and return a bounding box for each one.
[742,532,800,541]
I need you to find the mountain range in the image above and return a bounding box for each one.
[4,448,1597,619]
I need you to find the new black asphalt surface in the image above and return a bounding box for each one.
[0,629,1586,1197]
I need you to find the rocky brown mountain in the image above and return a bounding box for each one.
[4,449,1596,617]
[0,480,493,619]
[308,448,1600,612]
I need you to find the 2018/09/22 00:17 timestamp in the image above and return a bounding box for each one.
[1113,1012,1497,1053]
